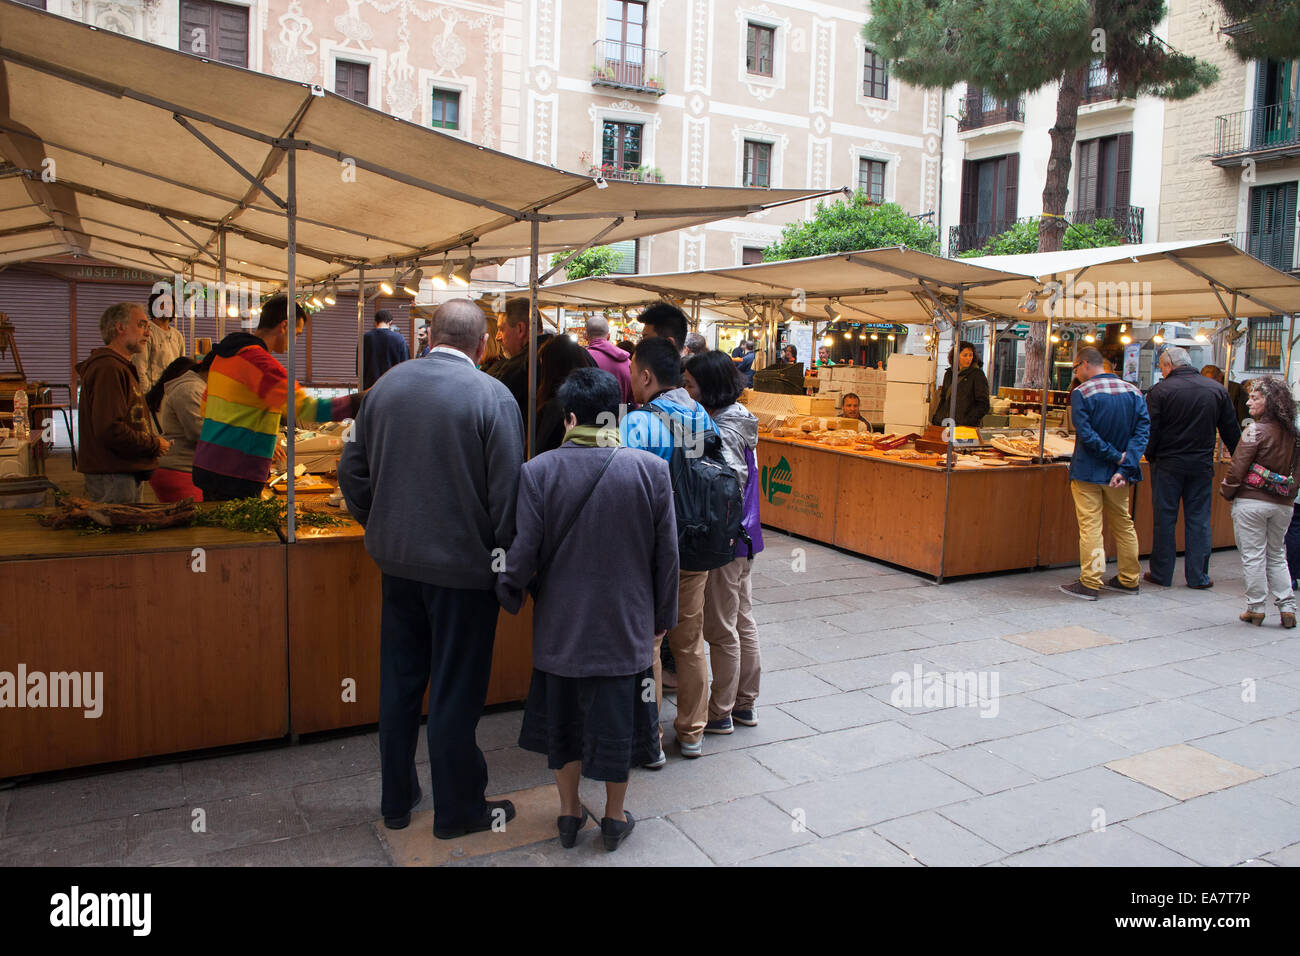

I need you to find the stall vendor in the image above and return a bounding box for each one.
[841,392,870,431]
[931,341,990,428]
[816,346,836,368]
[192,295,365,501]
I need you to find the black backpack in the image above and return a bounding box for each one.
[648,407,752,572]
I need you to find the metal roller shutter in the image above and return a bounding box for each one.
[0,268,72,389]
[309,295,413,387]
[74,282,158,365]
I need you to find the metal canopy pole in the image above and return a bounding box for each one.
[285,145,298,544]
[937,285,965,583]
[1038,276,1056,461]
[356,266,365,389]
[527,219,540,459]
[217,230,226,342]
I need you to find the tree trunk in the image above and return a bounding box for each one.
[1021,63,1088,389]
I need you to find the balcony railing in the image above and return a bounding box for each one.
[957,91,1025,131]
[1213,99,1300,159]
[588,162,664,184]
[948,206,1145,256]
[1224,231,1300,273]
[591,40,666,96]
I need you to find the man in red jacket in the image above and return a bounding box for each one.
[76,302,173,503]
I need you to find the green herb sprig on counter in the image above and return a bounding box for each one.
[193,498,350,536]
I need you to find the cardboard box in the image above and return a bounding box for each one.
[883,398,929,428]
[886,382,930,406]
[886,353,935,384]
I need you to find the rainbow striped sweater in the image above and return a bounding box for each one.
[194,333,361,483]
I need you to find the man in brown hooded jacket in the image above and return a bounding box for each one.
[76,302,172,503]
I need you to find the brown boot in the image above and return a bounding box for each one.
[1240,610,1265,626]
[1282,611,1296,629]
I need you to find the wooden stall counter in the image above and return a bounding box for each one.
[1,510,287,779]
[281,506,534,735]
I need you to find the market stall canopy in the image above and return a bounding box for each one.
[961,238,1300,322]
[0,2,836,286]
[534,247,1029,324]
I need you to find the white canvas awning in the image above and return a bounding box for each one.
[0,2,837,286]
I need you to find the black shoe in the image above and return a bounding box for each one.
[383,784,422,830]
[433,799,517,840]
[557,807,590,849]
[1188,579,1214,590]
[1142,571,1169,587]
[601,811,636,852]
[1102,575,1139,595]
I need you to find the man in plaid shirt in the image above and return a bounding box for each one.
[1061,347,1150,600]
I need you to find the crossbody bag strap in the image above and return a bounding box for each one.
[536,447,620,578]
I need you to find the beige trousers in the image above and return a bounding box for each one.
[702,556,761,719]
[653,569,710,745]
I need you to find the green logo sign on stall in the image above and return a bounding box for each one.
[762,456,793,506]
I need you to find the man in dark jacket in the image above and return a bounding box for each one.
[339,298,525,840]
[1061,347,1149,600]
[488,297,551,416]
[76,302,171,503]
[1145,346,1241,589]
[362,309,410,388]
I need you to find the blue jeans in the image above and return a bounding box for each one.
[1286,503,1300,587]
[1148,463,1213,587]
[378,574,499,828]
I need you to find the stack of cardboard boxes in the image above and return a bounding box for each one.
[816,366,887,420]
[883,354,936,435]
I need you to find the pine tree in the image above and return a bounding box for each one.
[866,0,1217,386]
[1215,1,1300,61]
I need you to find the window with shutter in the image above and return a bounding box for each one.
[1247,316,1285,370]
[178,1,248,68]
[1248,182,1298,272]
[335,60,369,105]
[1075,134,1129,218]
[431,89,460,130]
[742,247,764,265]
[607,240,639,274]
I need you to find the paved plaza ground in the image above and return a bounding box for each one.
[3,530,1299,867]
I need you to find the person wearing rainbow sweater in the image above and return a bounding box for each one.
[193,295,364,501]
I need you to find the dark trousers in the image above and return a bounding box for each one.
[378,573,500,828]
[1286,503,1300,587]
[1148,463,1213,587]
[193,466,263,502]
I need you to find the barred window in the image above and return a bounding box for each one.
[1246,316,1284,370]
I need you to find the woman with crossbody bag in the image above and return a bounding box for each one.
[1220,377,1300,627]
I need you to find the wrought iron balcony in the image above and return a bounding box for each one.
[1224,231,1300,273]
[957,90,1025,131]
[948,206,1144,257]
[591,40,666,96]
[587,162,664,184]
[1212,99,1300,162]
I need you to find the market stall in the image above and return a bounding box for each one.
[537,240,1300,580]
[0,3,836,779]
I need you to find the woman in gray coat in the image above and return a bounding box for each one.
[497,367,679,851]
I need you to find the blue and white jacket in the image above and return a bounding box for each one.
[1069,373,1149,485]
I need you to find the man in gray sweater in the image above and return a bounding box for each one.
[339,298,525,839]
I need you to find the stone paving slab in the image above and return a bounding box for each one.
[181,735,379,803]
[0,816,130,866]
[1004,626,1120,655]
[685,709,817,755]
[668,794,814,864]
[380,783,560,866]
[1108,666,1220,701]
[760,644,817,672]
[1001,826,1198,867]
[922,746,1041,796]
[746,825,921,866]
[1123,785,1300,866]
[0,790,10,840]
[873,810,1005,866]
[1264,843,1300,866]
[784,627,937,664]
[1104,745,1262,800]
[763,759,979,837]
[897,694,1070,748]
[1026,677,1156,718]
[983,724,1138,779]
[576,751,787,821]
[777,688,903,732]
[748,721,947,785]
[3,764,186,838]
[756,668,841,705]
[1182,679,1300,723]
[123,789,309,866]
[938,767,1175,855]
[1172,648,1296,684]
[185,822,391,867]
[1193,716,1300,775]
[1080,699,1243,752]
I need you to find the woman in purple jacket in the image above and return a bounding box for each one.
[684,350,765,734]
[497,368,679,851]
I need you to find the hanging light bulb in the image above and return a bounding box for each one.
[887,333,895,341]
[822,335,833,346]
[1120,323,1127,333]
[1194,332,1209,343]
[870,332,879,340]
[824,301,840,321]
[1050,334,1060,343]
[843,328,852,340]
[323,283,338,306]
[1152,332,1164,344]
[402,269,424,296]
[308,292,324,309]
[226,303,240,319]
[1084,333,1096,343]
[379,273,396,296]
[859,332,867,341]
[1120,334,1132,345]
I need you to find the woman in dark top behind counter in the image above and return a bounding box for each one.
[534,336,596,453]
[931,340,991,428]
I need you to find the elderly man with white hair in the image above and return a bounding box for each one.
[1144,344,1242,589]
